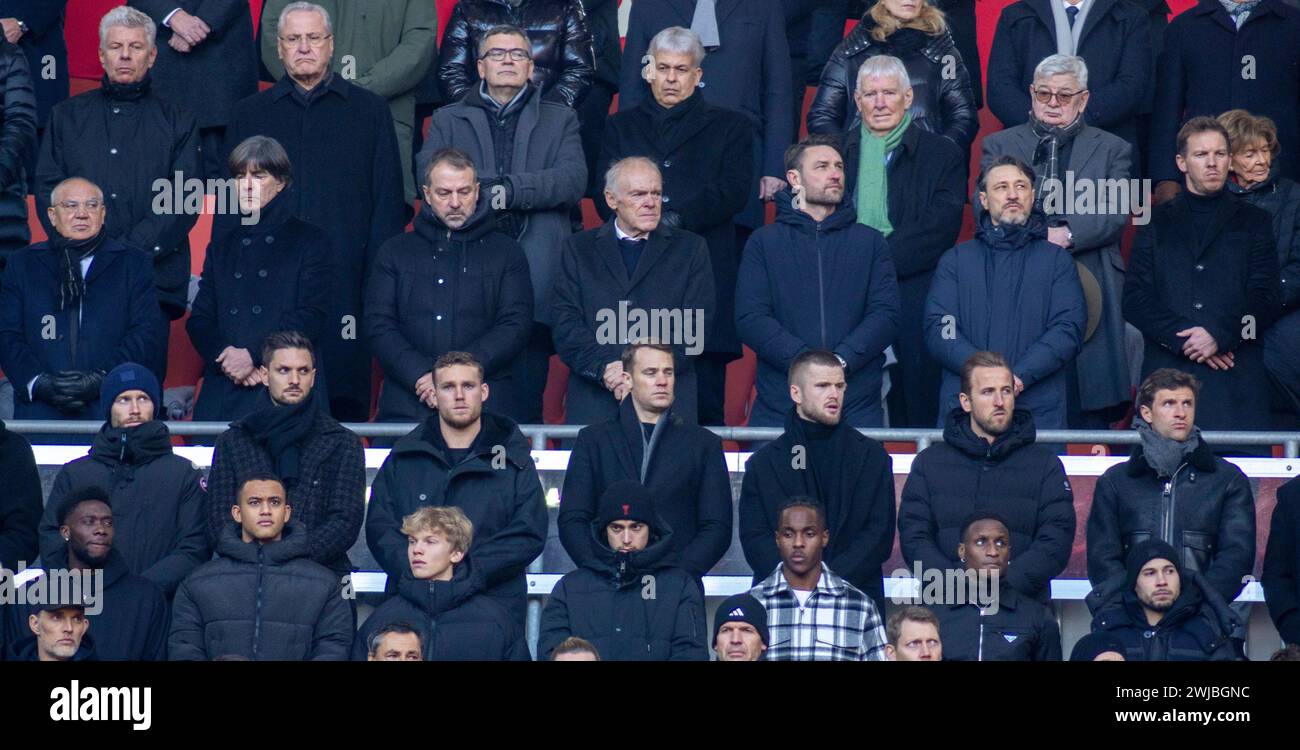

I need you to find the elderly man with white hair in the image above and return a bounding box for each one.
[595,26,752,426]
[35,5,199,344]
[553,156,716,426]
[982,53,1134,429]
[841,54,966,429]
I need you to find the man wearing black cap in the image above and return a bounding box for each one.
[11,604,96,661]
[539,481,707,661]
[1069,632,1127,661]
[37,361,207,598]
[713,593,768,661]
[6,486,169,660]
[1083,539,1242,661]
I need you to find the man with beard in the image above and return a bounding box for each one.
[365,351,547,627]
[206,331,365,582]
[735,135,900,428]
[38,362,207,597]
[925,155,1087,429]
[11,604,95,662]
[9,486,169,660]
[1125,117,1281,441]
[739,349,896,613]
[899,351,1076,602]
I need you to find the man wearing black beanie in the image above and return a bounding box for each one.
[713,593,768,662]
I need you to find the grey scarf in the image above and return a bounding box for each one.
[1134,418,1201,479]
[691,0,721,50]
[1219,0,1263,28]
[1029,114,1086,211]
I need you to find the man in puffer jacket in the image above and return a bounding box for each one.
[539,481,707,661]
[1076,539,1242,661]
[352,505,529,661]
[168,473,351,661]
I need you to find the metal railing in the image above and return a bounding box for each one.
[9,420,1300,456]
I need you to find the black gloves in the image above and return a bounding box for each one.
[32,370,105,414]
[660,209,683,229]
[480,175,515,209]
[32,373,85,414]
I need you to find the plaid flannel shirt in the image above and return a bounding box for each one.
[751,562,888,661]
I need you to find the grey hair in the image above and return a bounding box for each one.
[279,1,333,35]
[51,177,105,207]
[477,24,532,58]
[99,6,156,50]
[856,55,911,93]
[647,26,706,68]
[1033,54,1088,90]
[604,156,661,197]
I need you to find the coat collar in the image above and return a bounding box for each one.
[1191,0,1287,29]
[627,94,716,155]
[759,561,849,599]
[269,70,350,103]
[593,218,676,291]
[1165,190,1240,259]
[1021,0,1118,44]
[1125,436,1219,476]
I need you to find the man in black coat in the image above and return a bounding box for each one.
[1086,368,1256,609]
[0,36,34,268]
[0,178,165,439]
[621,0,793,236]
[1264,473,1300,645]
[1149,0,1300,191]
[842,55,965,428]
[558,342,733,583]
[223,2,406,421]
[0,417,40,571]
[169,473,352,660]
[739,350,896,612]
[1124,117,1281,437]
[735,135,900,428]
[8,486,169,660]
[366,147,533,426]
[352,505,529,661]
[205,331,365,580]
[36,6,200,326]
[0,0,66,199]
[553,157,716,426]
[541,481,708,660]
[931,512,1062,661]
[986,0,1150,153]
[38,363,208,597]
[597,27,753,425]
[365,351,547,627]
[11,604,96,662]
[1077,539,1242,661]
[129,0,257,179]
[899,351,1076,602]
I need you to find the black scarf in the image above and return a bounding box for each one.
[236,387,323,487]
[882,26,931,54]
[52,226,106,311]
[90,420,173,481]
[292,71,335,106]
[647,90,702,151]
[1029,115,1086,211]
[975,206,1049,250]
[100,72,151,101]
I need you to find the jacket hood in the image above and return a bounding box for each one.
[216,521,313,565]
[396,557,485,618]
[587,508,677,585]
[1094,568,1240,641]
[942,406,1037,460]
[15,630,97,662]
[974,208,1049,250]
[392,410,533,470]
[89,419,174,469]
[413,195,498,244]
[38,546,133,590]
[773,188,858,234]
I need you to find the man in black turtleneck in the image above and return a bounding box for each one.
[365,147,533,427]
[38,362,207,597]
[738,349,896,613]
[35,5,199,333]
[1125,117,1281,444]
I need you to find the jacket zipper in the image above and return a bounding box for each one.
[1161,463,1187,546]
[816,225,827,347]
[253,544,265,660]
[978,610,986,662]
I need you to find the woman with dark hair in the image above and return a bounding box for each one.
[186,135,332,422]
[1219,110,1300,419]
[807,0,978,152]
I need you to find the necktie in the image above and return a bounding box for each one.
[1066,5,1079,27]
[691,0,721,50]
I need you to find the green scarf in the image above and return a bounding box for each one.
[856,111,912,236]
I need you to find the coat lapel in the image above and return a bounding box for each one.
[84,244,118,284]
[459,106,497,175]
[1077,0,1114,46]
[596,220,632,288]
[1067,126,1102,177]
[616,398,645,479]
[626,225,671,291]
[513,89,540,175]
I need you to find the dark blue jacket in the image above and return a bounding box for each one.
[736,191,900,427]
[0,237,164,422]
[1149,0,1300,182]
[0,0,67,127]
[924,212,1086,429]
[1265,476,1300,645]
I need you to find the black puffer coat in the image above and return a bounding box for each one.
[168,523,352,661]
[1083,569,1242,661]
[807,18,978,151]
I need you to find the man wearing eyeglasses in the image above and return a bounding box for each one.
[417,23,586,426]
[223,1,406,424]
[982,54,1134,431]
[0,177,165,441]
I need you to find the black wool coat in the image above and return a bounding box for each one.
[0,419,40,571]
[1264,475,1300,645]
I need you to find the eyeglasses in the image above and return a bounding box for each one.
[279,33,332,47]
[1032,88,1086,105]
[480,48,531,62]
[55,200,102,212]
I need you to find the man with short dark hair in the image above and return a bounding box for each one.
[365,623,422,661]
[750,498,888,661]
[169,473,352,660]
[713,593,768,662]
[8,486,169,660]
[365,350,547,627]
[736,135,900,428]
[925,154,1086,429]
[884,606,943,661]
[1086,368,1255,609]
[899,351,1076,602]
[1125,116,1281,438]
[739,349,896,613]
[558,341,732,583]
[206,331,365,580]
